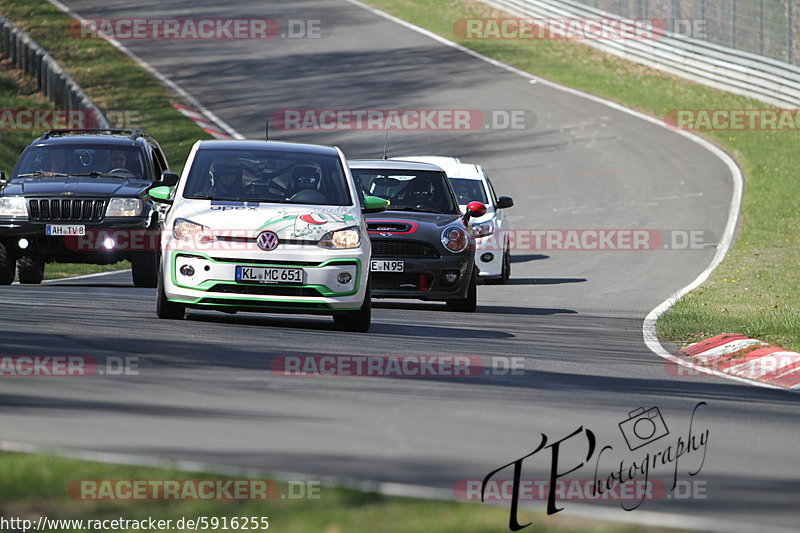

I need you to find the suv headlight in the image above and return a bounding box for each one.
[441,225,469,252]
[0,197,28,218]
[173,218,215,243]
[106,198,142,217]
[318,226,361,249]
[471,220,494,237]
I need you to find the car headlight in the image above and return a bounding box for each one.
[441,225,469,252]
[173,218,215,243]
[106,198,142,217]
[318,226,361,249]
[0,197,28,218]
[471,220,494,237]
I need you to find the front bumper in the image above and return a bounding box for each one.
[0,218,151,263]
[163,249,368,313]
[370,254,473,301]
[473,232,507,278]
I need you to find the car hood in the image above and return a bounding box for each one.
[2,176,150,197]
[365,210,462,228]
[174,199,361,240]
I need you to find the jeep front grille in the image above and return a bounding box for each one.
[28,198,106,221]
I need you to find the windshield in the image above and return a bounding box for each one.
[183,149,352,206]
[351,169,459,214]
[11,145,147,180]
[448,178,488,205]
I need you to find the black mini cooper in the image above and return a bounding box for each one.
[349,160,486,311]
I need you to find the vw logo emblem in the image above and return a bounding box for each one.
[256,231,279,251]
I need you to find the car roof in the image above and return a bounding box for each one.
[348,159,446,172]
[197,139,340,156]
[34,135,145,147]
[391,155,483,180]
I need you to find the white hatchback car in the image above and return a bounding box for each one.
[392,156,513,283]
[148,140,387,331]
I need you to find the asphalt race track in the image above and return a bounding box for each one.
[1,0,798,530]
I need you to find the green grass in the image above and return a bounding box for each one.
[363,0,800,352]
[0,0,209,171]
[0,63,53,176]
[0,0,211,280]
[0,452,685,533]
[43,261,129,280]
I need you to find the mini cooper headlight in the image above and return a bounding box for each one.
[0,197,28,218]
[173,218,215,243]
[441,225,468,253]
[318,226,361,249]
[471,220,495,237]
[106,198,142,217]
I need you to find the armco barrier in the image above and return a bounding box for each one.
[0,15,109,128]
[482,0,800,108]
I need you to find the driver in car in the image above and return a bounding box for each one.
[109,151,127,172]
[210,158,250,198]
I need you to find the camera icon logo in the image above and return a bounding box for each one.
[619,407,670,451]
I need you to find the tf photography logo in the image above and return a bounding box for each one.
[479,402,710,531]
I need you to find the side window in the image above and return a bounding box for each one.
[484,171,499,206]
[151,147,165,180]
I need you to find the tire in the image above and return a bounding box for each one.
[333,282,371,332]
[483,245,511,285]
[447,268,477,312]
[156,271,185,319]
[16,256,44,284]
[131,251,158,288]
[0,243,15,285]
[501,246,511,282]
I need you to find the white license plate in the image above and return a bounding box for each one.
[235,266,304,284]
[46,224,85,236]
[371,260,404,272]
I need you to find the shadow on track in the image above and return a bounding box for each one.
[503,277,587,286]
[510,254,549,263]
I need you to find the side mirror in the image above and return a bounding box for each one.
[159,171,180,187]
[496,196,514,209]
[0,172,6,186]
[462,201,487,224]
[148,185,173,204]
[362,195,389,214]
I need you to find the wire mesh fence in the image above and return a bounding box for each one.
[581,0,799,65]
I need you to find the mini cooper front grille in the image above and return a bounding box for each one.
[371,239,440,258]
[28,198,105,221]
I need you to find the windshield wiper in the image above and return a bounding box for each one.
[15,171,70,179]
[71,171,135,179]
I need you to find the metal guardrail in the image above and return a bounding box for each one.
[483,0,800,107]
[0,15,109,127]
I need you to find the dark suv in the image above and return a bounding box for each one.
[0,129,178,287]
